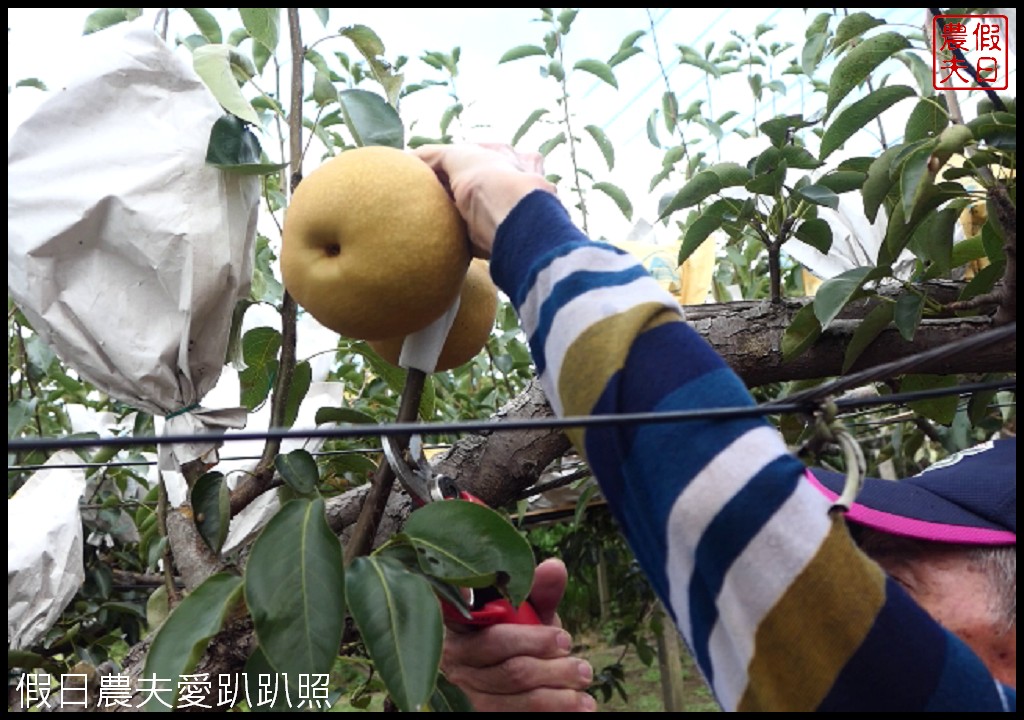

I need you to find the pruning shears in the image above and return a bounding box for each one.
[383,431,541,626]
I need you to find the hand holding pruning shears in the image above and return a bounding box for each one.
[380,297,540,627]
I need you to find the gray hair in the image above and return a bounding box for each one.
[848,525,1016,633]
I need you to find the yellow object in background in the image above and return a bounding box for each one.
[608,233,717,306]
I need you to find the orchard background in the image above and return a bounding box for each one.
[7,7,1016,712]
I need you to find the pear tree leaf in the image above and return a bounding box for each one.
[142,573,244,710]
[894,292,924,342]
[191,472,230,554]
[842,301,892,373]
[346,556,443,712]
[499,45,548,63]
[402,500,535,606]
[83,8,142,35]
[659,171,721,219]
[826,32,910,119]
[245,498,345,684]
[193,44,261,125]
[903,374,959,425]
[592,182,632,221]
[574,59,618,89]
[820,85,915,160]
[813,267,873,329]
[274,449,320,496]
[832,11,885,50]
[794,218,833,253]
[338,88,404,149]
[585,125,615,170]
[512,108,549,146]
[781,303,822,362]
[240,8,280,53]
[184,8,222,43]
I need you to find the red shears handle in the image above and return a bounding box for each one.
[442,589,542,626]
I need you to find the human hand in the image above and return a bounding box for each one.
[441,558,597,712]
[413,143,557,258]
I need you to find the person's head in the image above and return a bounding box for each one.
[808,436,1016,687]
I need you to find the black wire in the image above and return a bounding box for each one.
[6,378,1014,456]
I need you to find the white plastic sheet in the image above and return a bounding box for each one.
[8,23,260,470]
[7,451,87,650]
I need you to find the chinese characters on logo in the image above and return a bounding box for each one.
[932,14,1009,90]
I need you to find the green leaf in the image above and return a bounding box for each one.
[192,44,261,125]
[794,217,833,253]
[592,182,632,221]
[894,293,924,342]
[239,8,279,52]
[899,144,934,219]
[760,114,815,149]
[820,84,915,160]
[354,343,436,420]
[245,498,345,684]
[802,31,829,77]
[205,114,286,175]
[909,206,958,275]
[659,171,721,219]
[281,360,311,429]
[243,327,282,368]
[816,170,866,194]
[842,301,892,372]
[538,132,566,157]
[781,303,822,362]
[903,374,958,425]
[557,8,579,34]
[861,145,901,222]
[832,12,885,50]
[184,8,222,44]
[142,573,244,711]
[83,8,142,35]
[313,8,329,26]
[338,88,404,149]
[679,200,733,264]
[967,111,1016,150]
[546,59,565,82]
[314,406,378,425]
[8,399,35,439]
[429,675,475,712]
[274,449,320,496]
[967,374,1003,426]
[795,184,840,210]
[574,59,618,89]
[511,108,549,147]
[191,472,230,554]
[896,51,935,96]
[402,500,536,606]
[499,45,548,63]
[585,125,615,170]
[312,69,338,106]
[826,32,910,119]
[14,78,47,91]
[813,266,873,329]
[781,145,823,170]
[346,556,443,712]
[706,161,752,187]
[904,96,949,143]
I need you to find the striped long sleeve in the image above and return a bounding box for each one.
[490,190,1015,712]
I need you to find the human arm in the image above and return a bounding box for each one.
[440,558,596,712]
[415,144,1015,712]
